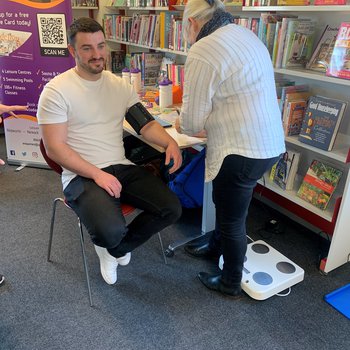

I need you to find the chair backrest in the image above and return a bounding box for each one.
[39,139,63,175]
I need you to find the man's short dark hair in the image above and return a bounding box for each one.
[67,17,105,47]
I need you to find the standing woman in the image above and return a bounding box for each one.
[177,0,285,297]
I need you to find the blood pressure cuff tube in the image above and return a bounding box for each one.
[125,102,155,135]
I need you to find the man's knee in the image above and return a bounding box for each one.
[163,196,182,224]
[92,221,127,249]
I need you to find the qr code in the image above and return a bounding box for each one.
[37,14,67,48]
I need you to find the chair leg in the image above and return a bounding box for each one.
[157,232,167,265]
[47,197,93,306]
[47,198,65,262]
[78,219,93,307]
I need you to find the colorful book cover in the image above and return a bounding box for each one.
[327,22,350,80]
[284,20,316,68]
[299,95,347,151]
[284,99,308,136]
[273,150,300,191]
[306,25,339,72]
[269,161,278,182]
[141,52,164,86]
[159,11,179,49]
[275,16,298,69]
[297,160,342,210]
[279,84,309,113]
[281,19,303,68]
[258,14,282,49]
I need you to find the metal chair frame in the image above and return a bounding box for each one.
[41,140,167,307]
[47,197,168,307]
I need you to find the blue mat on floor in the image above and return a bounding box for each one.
[324,283,350,320]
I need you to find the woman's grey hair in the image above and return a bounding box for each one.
[182,0,225,42]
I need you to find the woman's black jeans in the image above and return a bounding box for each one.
[64,164,182,258]
[209,154,279,287]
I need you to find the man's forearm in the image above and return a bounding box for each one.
[45,142,102,180]
[140,121,177,149]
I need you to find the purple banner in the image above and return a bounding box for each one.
[0,0,74,166]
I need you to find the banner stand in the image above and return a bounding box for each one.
[0,0,74,168]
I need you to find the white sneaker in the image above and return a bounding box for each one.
[116,252,131,266]
[94,245,118,285]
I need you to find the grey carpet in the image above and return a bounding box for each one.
[0,134,349,350]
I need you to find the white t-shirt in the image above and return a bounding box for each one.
[181,24,286,182]
[37,69,139,189]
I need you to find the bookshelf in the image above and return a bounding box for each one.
[244,5,350,274]
[99,2,350,274]
[102,4,187,52]
[72,0,99,19]
[242,5,350,12]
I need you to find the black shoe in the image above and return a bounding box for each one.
[198,272,242,298]
[0,274,4,286]
[184,242,220,261]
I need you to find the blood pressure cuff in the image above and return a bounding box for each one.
[125,102,155,135]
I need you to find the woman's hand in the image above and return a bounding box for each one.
[0,104,28,116]
[175,117,207,138]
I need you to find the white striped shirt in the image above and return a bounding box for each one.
[180,24,286,182]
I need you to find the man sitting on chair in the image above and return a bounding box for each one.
[37,17,182,285]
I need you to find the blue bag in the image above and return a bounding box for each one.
[168,148,205,208]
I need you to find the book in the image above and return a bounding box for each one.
[327,22,350,80]
[284,20,316,68]
[297,160,342,210]
[159,11,180,49]
[273,150,300,191]
[279,84,309,113]
[107,50,125,74]
[306,25,339,73]
[277,0,310,4]
[314,0,346,4]
[298,95,347,151]
[283,99,308,136]
[281,19,303,68]
[258,14,283,51]
[141,52,164,86]
[275,16,298,68]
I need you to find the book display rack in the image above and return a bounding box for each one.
[99,2,350,274]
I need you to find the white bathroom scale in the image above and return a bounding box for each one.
[219,240,304,300]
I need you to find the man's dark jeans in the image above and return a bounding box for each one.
[64,164,182,258]
[209,154,280,286]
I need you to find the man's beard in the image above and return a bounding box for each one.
[80,58,105,74]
